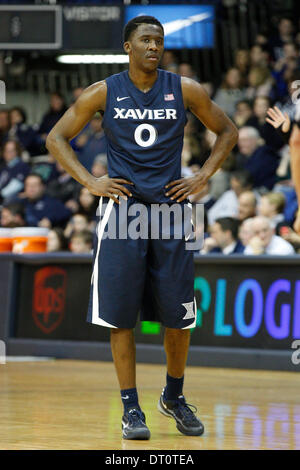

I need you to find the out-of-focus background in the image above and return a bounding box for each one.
[1,0,300,256]
[1,2,300,452]
[1,0,300,369]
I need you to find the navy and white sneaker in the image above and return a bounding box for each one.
[158,389,204,436]
[122,407,151,440]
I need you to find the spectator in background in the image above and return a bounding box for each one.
[0,201,26,228]
[47,227,68,252]
[0,110,10,148]
[272,43,299,100]
[196,129,234,200]
[234,49,250,84]
[8,107,45,157]
[266,81,300,144]
[31,154,60,184]
[46,159,81,207]
[178,63,199,81]
[268,17,295,61]
[254,32,269,48]
[202,82,214,98]
[266,103,296,194]
[246,66,274,100]
[64,212,92,239]
[237,191,257,221]
[76,186,99,222]
[189,181,216,213]
[214,68,246,118]
[0,139,30,202]
[246,96,285,150]
[257,192,287,231]
[207,170,253,225]
[71,87,84,104]
[17,173,72,228]
[207,217,244,255]
[274,42,300,69]
[160,51,178,73]
[244,215,294,255]
[274,73,300,122]
[39,92,68,138]
[69,230,93,254]
[181,114,201,177]
[239,217,255,248]
[76,114,107,172]
[91,153,107,178]
[236,126,280,190]
[233,100,253,128]
[250,44,269,68]
[69,88,91,151]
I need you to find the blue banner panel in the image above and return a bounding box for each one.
[192,262,300,349]
[124,5,215,49]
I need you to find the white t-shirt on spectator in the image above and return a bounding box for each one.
[207,189,238,225]
[244,235,295,255]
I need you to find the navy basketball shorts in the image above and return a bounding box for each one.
[87,196,197,329]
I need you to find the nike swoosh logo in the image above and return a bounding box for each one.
[121,395,130,399]
[163,12,212,36]
[117,96,130,102]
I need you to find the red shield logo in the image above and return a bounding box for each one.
[32,267,67,334]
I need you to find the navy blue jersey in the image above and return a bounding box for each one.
[102,69,187,203]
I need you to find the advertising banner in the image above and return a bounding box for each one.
[124,4,215,49]
[13,258,300,351]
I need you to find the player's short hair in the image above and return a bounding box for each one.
[123,15,164,42]
[215,217,240,240]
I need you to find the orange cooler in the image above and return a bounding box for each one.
[0,228,12,252]
[12,227,49,254]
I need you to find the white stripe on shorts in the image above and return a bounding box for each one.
[91,196,117,328]
[182,297,197,329]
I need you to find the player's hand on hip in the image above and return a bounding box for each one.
[165,173,209,203]
[87,175,133,204]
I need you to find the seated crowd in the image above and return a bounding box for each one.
[1,16,300,255]
[162,17,300,256]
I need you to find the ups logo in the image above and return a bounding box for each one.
[32,266,67,334]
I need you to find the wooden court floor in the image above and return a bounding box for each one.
[0,359,300,450]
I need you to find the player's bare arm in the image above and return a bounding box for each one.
[46,81,133,204]
[165,77,239,202]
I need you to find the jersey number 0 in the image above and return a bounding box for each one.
[134,123,158,148]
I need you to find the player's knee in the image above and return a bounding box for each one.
[110,327,134,335]
[165,327,190,337]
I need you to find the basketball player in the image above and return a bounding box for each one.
[46,16,238,440]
